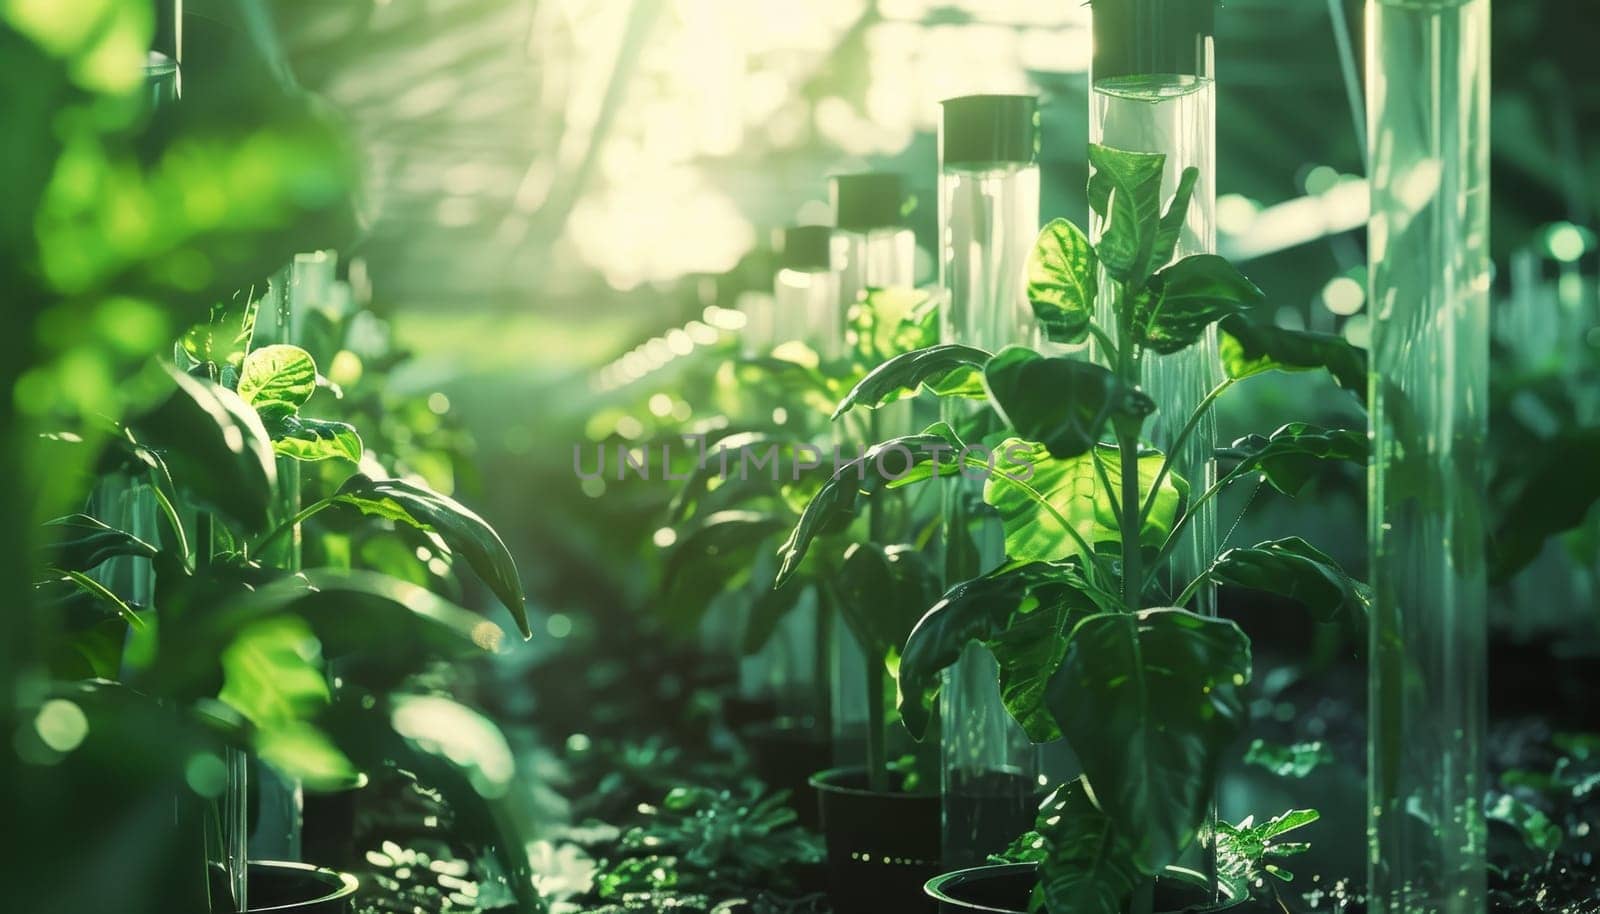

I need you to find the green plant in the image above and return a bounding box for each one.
[660,287,946,792]
[32,289,537,911]
[775,144,1370,912]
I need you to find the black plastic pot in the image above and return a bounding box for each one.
[743,716,831,829]
[212,861,358,913]
[924,862,1239,913]
[811,766,942,914]
[301,775,369,872]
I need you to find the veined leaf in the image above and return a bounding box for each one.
[984,347,1153,460]
[1087,144,1167,286]
[984,440,1182,564]
[775,431,964,585]
[1214,808,1320,900]
[897,561,1099,741]
[238,344,318,420]
[1219,315,1366,398]
[1219,423,1367,496]
[833,344,992,419]
[334,475,528,638]
[1046,608,1251,873]
[1036,777,1143,914]
[1135,255,1264,355]
[1028,219,1098,344]
[1207,537,1369,624]
[269,416,362,463]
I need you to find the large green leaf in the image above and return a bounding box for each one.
[1087,144,1168,286]
[1046,608,1251,873]
[984,440,1182,564]
[1036,777,1144,914]
[333,475,528,638]
[149,569,503,701]
[42,513,159,572]
[775,432,963,584]
[897,561,1098,741]
[1218,316,1366,398]
[1027,218,1098,344]
[237,343,318,421]
[1207,538,1370,624]
[129,365,277,533]
[983,347,1153,460]
[269,416,362,463]
[1135,255,1264,355]
[834,542,940,661]
[217,615,358,790]
[666,431,780,523]
[1220,424,1367,496]
[833,344,992,419]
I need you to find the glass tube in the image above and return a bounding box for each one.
[829,174,920,768]
[1367,1,1490,912]
[938,94,1043,866]
[774,267,841,357]
[1090,0,1218,614]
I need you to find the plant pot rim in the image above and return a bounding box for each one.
[809,764,940,799]
[924,862,1237,913]
[248,860,359,912]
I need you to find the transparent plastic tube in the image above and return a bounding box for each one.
[1090,2,1218,614]
[937,96,1043,866]
[1367,2,1491,911]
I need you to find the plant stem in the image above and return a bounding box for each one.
[864,647,889,793]
[865,409,888,792]
[253,497,336,557]
[1140,377,1233,526]
[1116,420,1143,614]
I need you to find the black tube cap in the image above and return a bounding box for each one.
[1092,0,1215,82]
[781,225,833,271]
[940,95,1039,168]
[831,173,903,231]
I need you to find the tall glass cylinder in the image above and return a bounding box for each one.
[774,225,841,357]
[740,226,840,722]
[937,93,1043,866]
[1366,1,1491,911]
[1090,0,1218,613]
[829,173,921,768]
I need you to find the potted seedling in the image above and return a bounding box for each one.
[774,144,1370,913]
[660,287,950,911]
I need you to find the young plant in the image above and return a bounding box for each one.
[660,287,945,792]
[35,288,536,911]
[775,144,1369,912]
